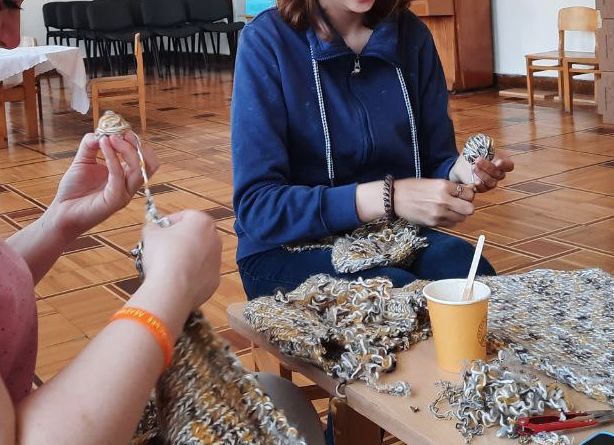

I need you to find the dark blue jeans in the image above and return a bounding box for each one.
[238,228,496,300]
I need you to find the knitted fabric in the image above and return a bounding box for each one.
[285,217,428,274]
[244,269,614,407]
[244,274,432,395]
[131,312,306,445]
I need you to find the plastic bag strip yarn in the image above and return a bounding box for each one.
[285,217,428,274]
[429,352,572,444]
[244,274,431,395]
[95,111,306,445]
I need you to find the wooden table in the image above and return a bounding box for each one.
[0,67,37,147]
[0,46,88,148]
[228,303,613,445]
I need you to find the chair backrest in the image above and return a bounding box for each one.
[42,2,61,29]
[87,0,134,32]
[185,0,232,23]
[558,6,602,51]
[127,0,145,27]
[141,0,188,27]
[71,2,91,31]
[55,1,77,30]
[134,33,145,85]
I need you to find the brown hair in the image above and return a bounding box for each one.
[277,0,411,40]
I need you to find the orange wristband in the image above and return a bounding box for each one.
[110,307,173,369]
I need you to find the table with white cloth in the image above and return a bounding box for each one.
[0,45,89,147]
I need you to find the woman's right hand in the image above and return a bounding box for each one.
[394,178,475,227]
[141,210,222,310]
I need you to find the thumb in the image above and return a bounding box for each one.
[73,133,101,163]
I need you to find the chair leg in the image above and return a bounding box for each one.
[91,88,100,131]
[526,57,534,107]
[138,86,146,134]
[151,37,163,78]
[36,78,43,120]
[563,61,573,113]
[556,68,563,101]
[0,101,8,148]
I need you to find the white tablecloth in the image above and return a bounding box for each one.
[0,46,89,114]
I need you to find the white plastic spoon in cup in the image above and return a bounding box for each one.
[462,234,486,301]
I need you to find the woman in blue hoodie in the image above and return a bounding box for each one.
[232,0,514,300]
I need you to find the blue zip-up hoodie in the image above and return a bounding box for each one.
[231,8,458,261]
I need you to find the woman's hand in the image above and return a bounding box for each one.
[450,155,514,193]
[48,133,158,241]
[140,210,222,310]
[394,178,475,227]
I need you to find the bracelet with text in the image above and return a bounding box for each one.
[110,307,173,369]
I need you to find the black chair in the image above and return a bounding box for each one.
[55,1,79,46]
[72,2,97,74]
[141,0,201,73]
[87,0,141,75]
[186,0,244,63]
[42,2,62,45]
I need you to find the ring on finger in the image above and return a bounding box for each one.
[455,184,464,198]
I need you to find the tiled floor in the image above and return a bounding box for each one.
[1,69,613,440]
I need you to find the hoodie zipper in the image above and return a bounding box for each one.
[347,55,373,164]
[351,55,361,75]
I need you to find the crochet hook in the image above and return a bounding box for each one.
[461,234,486,301]
[516,410,614,435]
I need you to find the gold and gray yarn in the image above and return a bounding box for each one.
[482,268,614,407]
[245,269,613,443]
[429,351,572,444]
[96,112,305,445]
[286,217,428,274]
[133,312,306,445]
[244,274,432,395]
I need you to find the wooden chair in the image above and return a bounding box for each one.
[526,6,601,109]
[90,33,146,132]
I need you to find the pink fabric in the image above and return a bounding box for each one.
[0,240,37,404]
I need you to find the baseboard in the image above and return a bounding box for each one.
[495,74,596,96]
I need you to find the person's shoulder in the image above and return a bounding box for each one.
[245,7,293,37]
[397,8,432,41]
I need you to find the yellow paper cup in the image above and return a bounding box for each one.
[423,279,491,373]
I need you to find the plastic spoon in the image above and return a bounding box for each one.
[462,235,486,301]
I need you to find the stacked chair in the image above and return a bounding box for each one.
[42,0,245,77]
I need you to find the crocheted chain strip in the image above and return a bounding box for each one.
[96,111,307,445]
[481,269,614,407]
[429,352,572,444]
[462,133,495,164]
[244,274,431,395]
[286,217,428,274]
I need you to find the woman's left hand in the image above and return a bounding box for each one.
[450,155,514,193]
[48,132,159,240]
[471,156,514,192]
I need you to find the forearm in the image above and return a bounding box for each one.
[6,206,76,284]
[355,180,385,223]
[16,279,192,445]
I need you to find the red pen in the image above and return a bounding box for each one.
[516,410,614,436]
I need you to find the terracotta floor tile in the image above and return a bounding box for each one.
[508,188,614,224]
[541,164,614,195]
[536,131,614,156]
[0,190,37,214]
[450,203,574,245]
[551,218,614,256]
[512,238,576,258]
[36,246,135,298]
[514,249,614,274]
[482,244,537,274]
[45,286,125,338]
[37,313,84,349]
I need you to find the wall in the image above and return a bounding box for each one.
[492,0,596,77]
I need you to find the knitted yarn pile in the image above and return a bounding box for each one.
[285,217,428,274]
[244,274,432,395]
